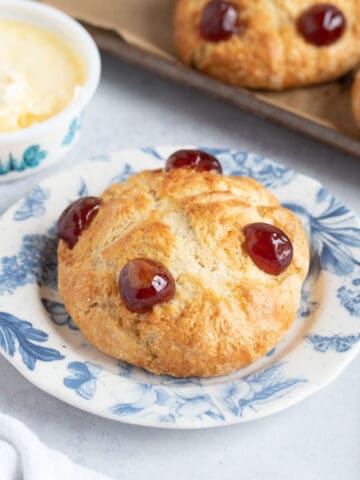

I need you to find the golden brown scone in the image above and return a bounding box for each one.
[58,169,309,377]
[175,0,360,90]
[351,70,360,128]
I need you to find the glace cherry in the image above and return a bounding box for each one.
[165,149,222,174]
[119,258,176,313]
[57,196,102,248]
[297,3,346,46]
[200,0,239,42]
[244,222,293,275]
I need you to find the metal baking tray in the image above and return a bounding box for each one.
[88,24,360,158]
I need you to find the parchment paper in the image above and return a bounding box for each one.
[44,0,177,59]
[42,0,359,138]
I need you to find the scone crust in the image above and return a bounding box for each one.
[58,169,309,377]
[175,0,360,90]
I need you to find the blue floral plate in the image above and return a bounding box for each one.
[0,146,359,429]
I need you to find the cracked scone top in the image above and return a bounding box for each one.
[174,0,360,90]
[58,167,309,377]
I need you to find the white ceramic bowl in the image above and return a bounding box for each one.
[0,0,101,182]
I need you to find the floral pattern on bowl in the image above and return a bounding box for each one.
[0,146,359,429]
[0,112,84,183]
[0,145,48,175]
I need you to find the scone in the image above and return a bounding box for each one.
[57,150,309,377]
[175,0,360,90]
[351,70,360,128]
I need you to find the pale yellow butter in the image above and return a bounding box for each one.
[0,19,86,133]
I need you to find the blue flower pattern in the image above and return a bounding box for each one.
[110,164,135,185]
[143,147,297,189]
[0,312,64,370]
[110,362,304,422]
[110,383,224,423]
[64,361,102,400]
[220,363,304,417]
[337,270,360,317]
[13,186,50,221]
[223,150,297,189]
[41,299,78,330]
[306,334,360,353]
[63,117,82,146]
[266,347,276,357]
[298,258,320,318]
[199,147,296,188]
[141,147,164,160]
[78,178,88,197]
[0,225,58,295]
[110,384,168,418]
[284,188,360,277]
[0,145,47,175]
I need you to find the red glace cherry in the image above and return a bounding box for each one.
[297,4,346,46]
[57,196,102,248]
[119,258,176,313]
[165,149,222,174]
[200,0,239,42]
[244,222,293,275]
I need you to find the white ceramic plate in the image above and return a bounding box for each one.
[0,146,359,429]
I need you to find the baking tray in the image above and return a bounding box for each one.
[87,24,360,158]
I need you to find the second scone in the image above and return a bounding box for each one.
[175,0,360,90]
[58,168,309,377]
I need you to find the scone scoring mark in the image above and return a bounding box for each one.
[119,258,176,313]
[200,0,240,42]
[57,196,102,248]
[296,3,346,47]
[165,149,222,173]
[244,222,293,275]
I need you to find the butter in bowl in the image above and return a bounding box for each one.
[0,0,101,182]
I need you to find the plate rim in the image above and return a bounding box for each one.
[0,145,359,429]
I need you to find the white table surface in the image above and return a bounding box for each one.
[0,52,359,480]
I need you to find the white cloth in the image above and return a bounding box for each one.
[0,413,114,480]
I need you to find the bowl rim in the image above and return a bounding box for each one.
[0,0,101,144]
